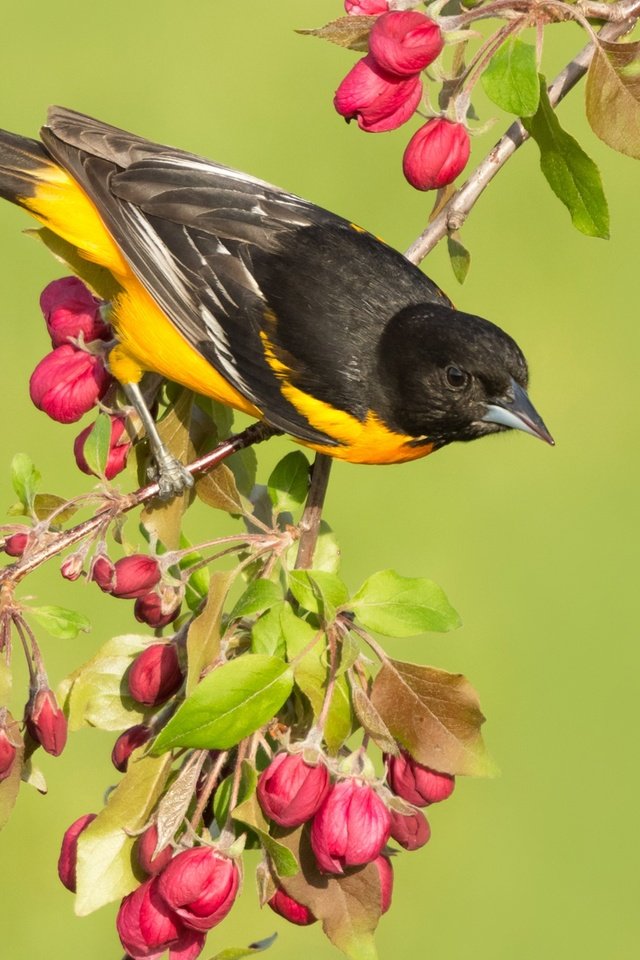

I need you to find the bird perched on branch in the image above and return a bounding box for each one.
[0,107,552,496]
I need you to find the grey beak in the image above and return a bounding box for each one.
[482,379,554,445]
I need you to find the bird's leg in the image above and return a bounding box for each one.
[122,381,194,500]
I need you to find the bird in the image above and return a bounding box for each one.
[0,107,552,496]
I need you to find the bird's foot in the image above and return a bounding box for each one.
[148,453,194,501]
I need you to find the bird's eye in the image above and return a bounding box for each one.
[446,365,468,388]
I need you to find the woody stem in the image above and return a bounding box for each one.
[295,454,333,570]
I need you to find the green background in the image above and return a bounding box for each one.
[0,2,637,958]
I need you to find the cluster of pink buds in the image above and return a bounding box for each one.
[59,813,239,960]
[335,3,470,190]
[87,551,183,629]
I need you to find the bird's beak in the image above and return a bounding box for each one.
[482,379,555,445]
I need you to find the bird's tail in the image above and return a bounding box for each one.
[0,128,54,207]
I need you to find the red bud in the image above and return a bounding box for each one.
[374,854,393,914]
[137,824,174,876]
[389,806,431,850]
[92,554,161,600]
[116,877,184,960]
[310,779,391,874]
[26,687,67,756]
[128,643,183,707]
[369,12,444,77]
[73,415,132,480]
[60,554,83,581]
[134,590,181,629]
[39,277,110,347]
[257,752,330,828]
[29,345,112,424]
[112,724,152,773]
[268,886,316,926]
[386,750,455,805]
[57,813,97,892]
[3,532,29,557]
[344,0,389,13]
[334,55,422,133]
[0,721,18,782]
[158,846,240,932]
[402,118,470,191]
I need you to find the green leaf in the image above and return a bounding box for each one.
[27,605,91,640]
[370,658,496,777]
[447,233,471,285]
[267,451,310,515]
[152,654,294,752]
[80,413,113,479]
[522,79,610,238]
[228,580,284,621]
[32,493,77,525]
[481,37,540,116]
[186,570,235,695]
[586,39,640,159]
[348,569,461,637]
[195,463,244,514]
[232,761,299,877]
[11,453,40,513]
[208,934,278,960]
[289,570,349,620]
[228,446,257,499]
[296,15,377,52]
[75,752,172,915]
[251,603,287,657]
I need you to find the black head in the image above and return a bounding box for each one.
[376,303,553,448]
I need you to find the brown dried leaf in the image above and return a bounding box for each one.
[194,462,244,514]
[370,658,495,777]
[586,39,640,159]
[155,752,205,851]
[273,825,380,960]
[350,684,398,756]
[186,570,235,694]
[297,15,376,52]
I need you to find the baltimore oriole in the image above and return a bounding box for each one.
[0,108,552,495]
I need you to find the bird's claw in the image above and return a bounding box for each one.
[148,454,194,501]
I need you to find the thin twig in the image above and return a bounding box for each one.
[294,454,333,570]
[405,0,640,265]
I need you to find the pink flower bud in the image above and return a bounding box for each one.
[158,846,240,932]
[389,806,431,850]
[402,118,470,190]
[169,928,206,960]
[112,724,152,773]
[57,812,97,892]
[128,643,183,707]
[257,752,330,828]
[60,554,83,581]
[73,415,132,480]
[310,779,391,874]
[369,12,444,77]
[386,750,455,805]
[374,854,393,914]
[92,554,162,599]
[344,0,389,13]
[26,687,67,756]
[90,554,115,592]
[3,532,29,557]
[268,886,316,926]
[39,277,110,347]
[116,877,183,960]
[0,723,18,782]
[134,590,181,629]
[334,55,422,132]
[29,345,112,424]
[137,824,174,876]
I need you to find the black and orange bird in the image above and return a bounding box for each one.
[0,108,552,495]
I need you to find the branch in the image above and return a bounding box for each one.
[0,420,277,589]
[294,454,333,570]
[404,0,640,266]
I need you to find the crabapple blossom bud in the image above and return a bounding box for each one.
[402,118,470,191]
[134,589,181,629]
[257,752,330,828]
[73,415,131,480]
[369,12,444,77]
[128,643,183,707]
[345,0,389,14]
[389,806,431,850]
[57,813,97,892]
[268,886,316,926]
[26,687,67,756]
[310,779,391,874]
[136,823,174,876]
[60,554,83,581]
[158,846,240,932]
[386,750,455,805]
[92,554,162,599]
[116,877,185,960]
[29,344,112,424]
[39,277,110,347]
[111,724,152,773]
[90,554,115,591]
[3,532,29,557]
[374,854,393,914]
[0,723,18,782]
[334,55,422,132]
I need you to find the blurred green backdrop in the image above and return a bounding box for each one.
[0,2,638,958]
